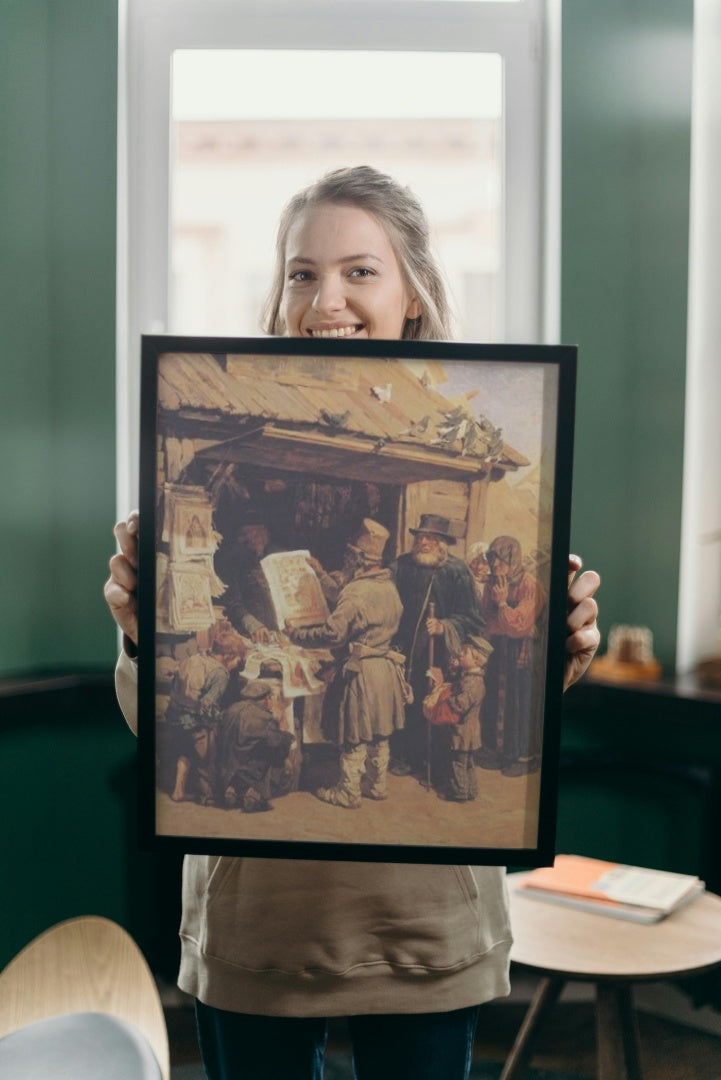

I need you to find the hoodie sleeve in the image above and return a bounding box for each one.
[115,649,139,736]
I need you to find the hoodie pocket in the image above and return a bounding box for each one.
[185,858,508,976]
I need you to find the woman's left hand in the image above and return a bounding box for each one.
[564,554,601,691]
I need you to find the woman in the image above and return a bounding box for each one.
[477,535,548,777]
[106,166,601,1080]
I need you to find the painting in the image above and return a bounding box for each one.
[137,335,576,864]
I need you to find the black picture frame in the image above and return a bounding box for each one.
[138,335,576,865]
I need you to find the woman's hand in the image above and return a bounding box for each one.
[104,510,139,646]
[564,554,601,691]
[491,575,509,606]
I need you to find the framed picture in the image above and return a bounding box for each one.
[138,335,576,865]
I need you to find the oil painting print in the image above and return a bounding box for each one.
[138,336,576,864]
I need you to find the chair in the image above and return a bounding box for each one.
[0,915,170,1079]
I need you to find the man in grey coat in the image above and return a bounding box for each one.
[287,519,409,808]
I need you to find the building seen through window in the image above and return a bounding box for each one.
[170,50,503,341]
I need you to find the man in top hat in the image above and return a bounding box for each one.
[389,513,485,779]
[286,519,409,809]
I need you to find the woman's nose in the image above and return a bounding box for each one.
[312,274,345,314]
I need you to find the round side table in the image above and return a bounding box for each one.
[502,872,721,1080]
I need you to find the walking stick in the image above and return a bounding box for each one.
[426,601,436,791]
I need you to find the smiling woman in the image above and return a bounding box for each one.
[282,205,420,340]
[263,167,451,342]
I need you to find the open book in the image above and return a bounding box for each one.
[260,549,330,630]
[515,854,705,923]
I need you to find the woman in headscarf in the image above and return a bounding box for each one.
[478,535,548,776]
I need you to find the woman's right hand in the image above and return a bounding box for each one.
[104,510,139,646]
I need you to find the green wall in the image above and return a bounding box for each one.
[562,0,693,670]
[0,0,132,969]
[0,0,118,676]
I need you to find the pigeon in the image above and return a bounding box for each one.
[438,405,468,424]
[476,413,496,434]
[433,418,469,448]
[398,414,430,438]
[486,428,504,458]
[461,423,479,456]
[320,409,350,429]
[371,383,392,403]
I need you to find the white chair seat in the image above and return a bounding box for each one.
[0,1011,162,1079]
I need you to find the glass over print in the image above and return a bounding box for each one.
[137,336,576,865]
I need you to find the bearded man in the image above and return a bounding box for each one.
[389,514,485,779]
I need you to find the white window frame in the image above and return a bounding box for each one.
[676,0,721,675]
[116,0,558,512]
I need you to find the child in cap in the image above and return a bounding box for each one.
[423,635,493,802]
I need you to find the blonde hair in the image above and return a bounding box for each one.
[262,165,453,341]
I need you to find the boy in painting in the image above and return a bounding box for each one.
[162,634,244,804]
[216,678,294,813]
[423,635,494,802]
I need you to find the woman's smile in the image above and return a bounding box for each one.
[306,323,364,339]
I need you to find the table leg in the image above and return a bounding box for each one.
[500,976,565,1080]
[596,982,643,1080]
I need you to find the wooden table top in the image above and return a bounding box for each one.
[508,871,721,981]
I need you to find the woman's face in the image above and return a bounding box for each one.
[281,203,421,340]
[488,553,511,578]
[469,555,490,582]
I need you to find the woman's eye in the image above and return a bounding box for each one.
[288,270,313,283]
[349,267,375,279]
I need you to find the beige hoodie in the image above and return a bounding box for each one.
[116,651,512,1016]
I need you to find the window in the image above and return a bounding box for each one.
[118,0,557,509]
[170,49,503,339]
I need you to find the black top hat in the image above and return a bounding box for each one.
[409,514,466,545]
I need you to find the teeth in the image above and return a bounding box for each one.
[311,326,358,338]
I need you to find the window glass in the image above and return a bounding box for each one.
[170,50,503,340]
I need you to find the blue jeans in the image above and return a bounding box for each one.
[195,1000,481,1080]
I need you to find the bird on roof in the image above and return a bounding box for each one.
[439,405,469,424]
[371,383,392,403]
[432,418,469,448]
[397,414,430,438]
[486,428,504,458]
[461,423,478,456]
[319,408,350,429]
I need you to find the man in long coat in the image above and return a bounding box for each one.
[287,519,408,808]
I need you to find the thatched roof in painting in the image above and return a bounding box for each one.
[157,351,529,484]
